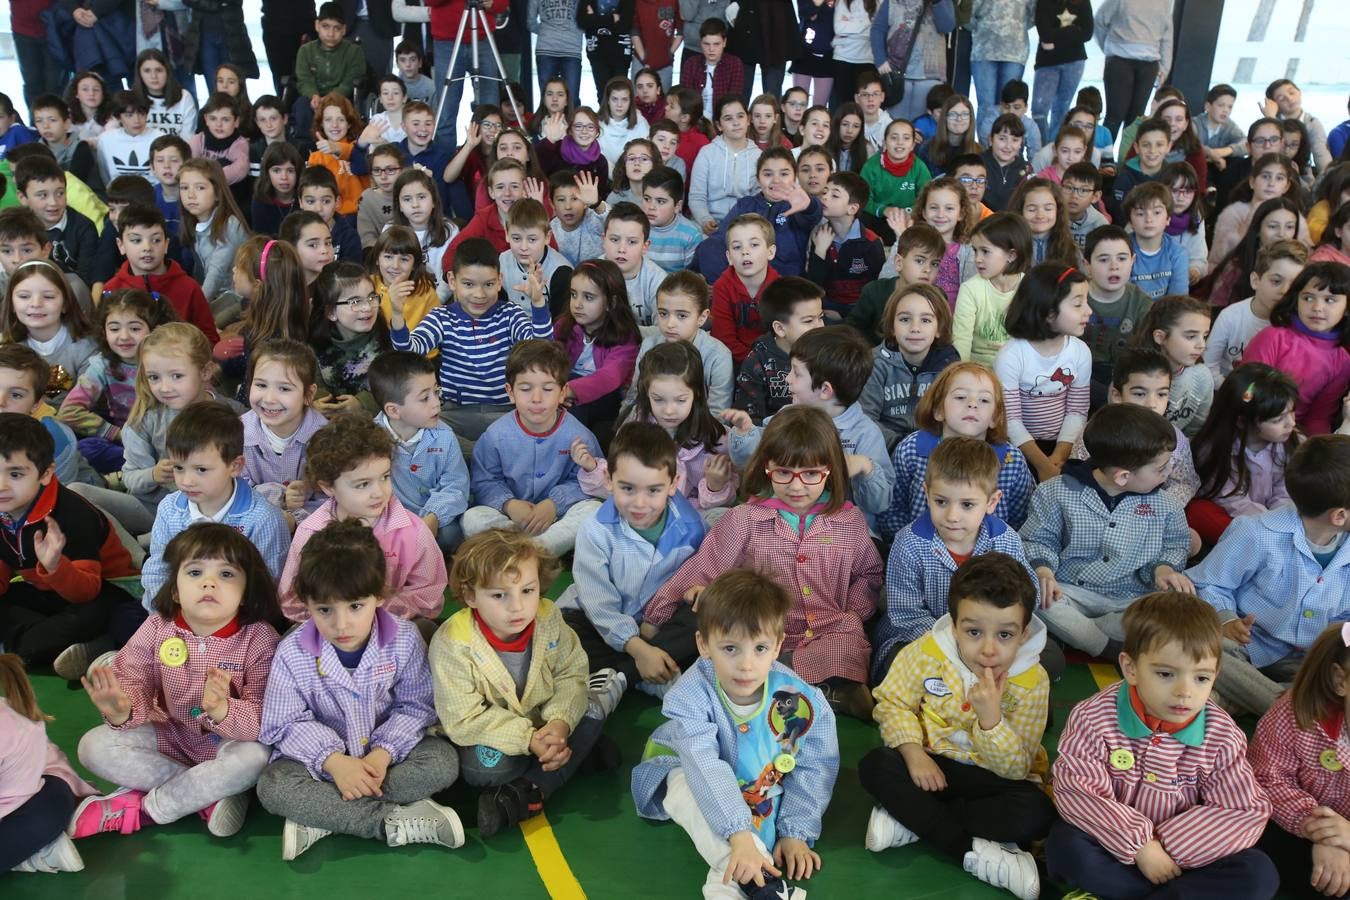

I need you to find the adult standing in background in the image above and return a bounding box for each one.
[968,0,1032,143]
[12,0,67,118]
[677,0,730,69]
[1031,0,1093,144]
[871,0,955,124]
[262,0,318,96]
[727,0,801,100]
[792,0,835,106]
[831,0,876,110]
[1096,0,1172,140]
[339,0,401,93]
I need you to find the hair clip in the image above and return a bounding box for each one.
[1242,382,1256,404]
[1056,267,1077,285]
[259,239,277,280]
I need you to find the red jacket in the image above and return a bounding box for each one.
[711,266,780,365]
[427,0,509,44]
[104,259,220,345]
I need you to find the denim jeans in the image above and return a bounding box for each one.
[536,54,582,104]
[433,38,502,146]
[971,58,1024,144]
[196,29,228,101]
[1031,59,1085,144]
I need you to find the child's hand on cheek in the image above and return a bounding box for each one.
[773,837,822,881]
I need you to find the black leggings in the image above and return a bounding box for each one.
[562,605,699,686]
[0,776,76,871]
[0,580,136,668]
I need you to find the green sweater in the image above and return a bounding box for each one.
[846,276,902,342]
[860,153,932,217]
[295,40,367,99]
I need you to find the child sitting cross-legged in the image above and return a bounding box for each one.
[646,405,884,720]
[860,552,1056,900]
[278,414,447,632]
[1188,434,1350,718]
[431,529,626,838]
[141,401,290,609]
[257,520,463,861]
[368,351,470,553]
[558,421,707,698]
[1022,403,1194,660]
[463,340,604,557]
[631,568,839,900]
[1046,591,1279,899]
[872,438,1049,685]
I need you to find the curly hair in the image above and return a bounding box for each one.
[304,413,394,486]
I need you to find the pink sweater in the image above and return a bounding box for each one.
[0,700,96,818]
[1243,321,1350,435]
[554,321,640,405]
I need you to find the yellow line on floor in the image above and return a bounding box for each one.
[521,813,587,899]
[1088,662,1120,690]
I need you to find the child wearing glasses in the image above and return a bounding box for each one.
[310,262,391,416]
[642,404,884,721]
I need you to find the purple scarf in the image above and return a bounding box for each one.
[1165,211,1193,237]
[560,136,602,166]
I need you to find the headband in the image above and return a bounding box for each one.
[1056,266,1078,285]
[259,240,277,279]
[13,258,64,277]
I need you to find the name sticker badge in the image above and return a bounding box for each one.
[159,637,189,667]
[1109,748,1135,771]
[923,677,952,698]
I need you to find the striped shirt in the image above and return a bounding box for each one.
[993,335,1092,448]
[1052,682,1271,868]
[390,299,553,405]
[109,614,279,766]
[646,215,704,272]
[1249,692,1350,837]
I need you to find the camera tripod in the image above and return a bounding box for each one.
[432,0,524,139]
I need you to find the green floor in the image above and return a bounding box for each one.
[2,582,1294,900]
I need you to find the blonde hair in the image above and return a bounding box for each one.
[0,653,46,721]
[128,323,211,428]
[449,528,560,601]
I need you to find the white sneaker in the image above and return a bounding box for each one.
[384,799,464,849]
[86,650,118,676]
[702,867,750,900]
[281,819,332,860]
[53,637,113,681]
[864,806,919,851]
[10,833,85,873]
[204,791,250,837]
[963,837,1040,899]
[586,667,627,719]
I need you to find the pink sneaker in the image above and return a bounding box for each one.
[68,788,147,838]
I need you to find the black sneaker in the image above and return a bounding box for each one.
[742,875,805,900]
[476,779,543,838]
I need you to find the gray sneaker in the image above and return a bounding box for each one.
[53,637,113,681]
[281,819,332,860]
[384,799,465,849]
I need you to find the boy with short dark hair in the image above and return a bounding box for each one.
[1189,434,1350,716]
[914,84,955,143]
[91,175,166,291]
[861,551,1055,899]
[369,351,470,551]
[1061,161,1108,250]
[603,201,666,326]
[298,166,361,263]
[628,271,734,415]
[805,170,885,318]
[0,413,137,672]
[727,325,894,521]
[733,276,825,423]
[1046,592,1279,898]
[1124,182,1189,300]
[559,422,706,696]
[855,70,893,155]
[642,165,703,272]
[981,114,1033,212]
[711,213,780,364]
[677,18,745,115]
[0,91,39,160]
[0,207,93,313]
[141,401,290,605]
[1204,239,1308,384]
[501,198,573,316]
[873,438,1042,679]
[632,568,839,900]
[846,223,944,339]
[997,79,1042,159]
[550,169,606,265]
[390,237,553,448]
[1081,224,1150,399]
[1021,403,1193,659]
[16,155,99,288]
[462,340,604,556]
[950,153,994,219]
[0,343,98,491]
[292,2,367,137]
[1108,117,1170,223]
[102,205,219,344]
[30,94,99,192]
[394,40,435,105]
[148,134,190,247]
[447,158,529,258]
[97,91,163,184]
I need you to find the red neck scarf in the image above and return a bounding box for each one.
[881,152,916,179]
[474,610,534,652]
[1129,684,1197,734]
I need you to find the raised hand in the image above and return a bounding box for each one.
[524,177,547,205]
[202,668,232,722]
[570,437,598,472]
[513,259,547,307]
[720,408,754,435]
[82,665,131,725]
[33,519,66,573]
[703,454,732,493]
[574,170,600,208]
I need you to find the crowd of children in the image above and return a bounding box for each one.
[3,4,1350,897]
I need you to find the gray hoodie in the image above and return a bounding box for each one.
[528,0,585,58]
[687,137,759,226]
